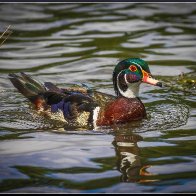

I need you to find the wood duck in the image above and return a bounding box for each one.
[8,58,162,128]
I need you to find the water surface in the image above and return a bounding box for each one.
[0,3,195,193]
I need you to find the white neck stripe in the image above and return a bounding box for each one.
[93,106,100,128]
[117,71,138,98]
[124,73,129,84]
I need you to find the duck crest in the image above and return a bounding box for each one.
[8,58,162,128]
[113,58,147,97]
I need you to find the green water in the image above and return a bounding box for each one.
[0,3,195,193]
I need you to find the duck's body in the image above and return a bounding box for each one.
[8,58,162,128]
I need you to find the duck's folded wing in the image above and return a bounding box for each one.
[44,82,62,93]
[41,91,98,120]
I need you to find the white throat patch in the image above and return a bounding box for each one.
[117,72,141,98]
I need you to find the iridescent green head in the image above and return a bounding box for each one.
[113,58,162,98]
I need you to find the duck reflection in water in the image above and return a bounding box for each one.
[112,131,154,183]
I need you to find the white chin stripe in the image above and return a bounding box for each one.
[117,71,139,98]
[93,106,100,128]
[117,81,140,98]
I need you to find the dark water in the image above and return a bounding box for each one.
[0,3,196,193]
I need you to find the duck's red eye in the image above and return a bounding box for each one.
[129,65,137,72]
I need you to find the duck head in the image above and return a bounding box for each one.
[113,58,162,98]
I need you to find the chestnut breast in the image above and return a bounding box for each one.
[97,97,146,126]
